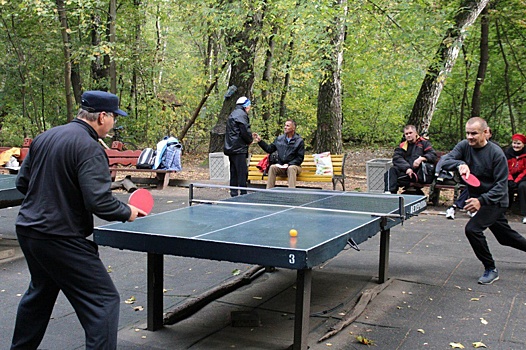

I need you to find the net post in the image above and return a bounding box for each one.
[398,196,405,223]
[189,183,194,206]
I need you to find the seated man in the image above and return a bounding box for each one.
[253,119,305,188]
[384,125,437,194]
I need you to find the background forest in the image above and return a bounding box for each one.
[1,0,525,154]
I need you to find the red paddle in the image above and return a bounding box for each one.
[461,173,480,187]
[128,188,154,216]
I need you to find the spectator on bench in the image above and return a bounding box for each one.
[253,119,305,189]
[384,125,437,194]
[505,133,526,223]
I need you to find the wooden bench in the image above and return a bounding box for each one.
[247,153,347,190]
[105,142,177,190]
[404,151,465,206]
[0,138,32,174]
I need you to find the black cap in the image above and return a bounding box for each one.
[81,91,128,116]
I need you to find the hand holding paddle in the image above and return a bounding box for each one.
[458,164,480,187]
[128,188,154,218]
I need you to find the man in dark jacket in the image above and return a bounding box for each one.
[11,91,145,350]
[253,119,305,188]
[384,125,437,194]
[224,96,253,197]
[441,117,526,285]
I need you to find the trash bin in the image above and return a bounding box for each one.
[209,152,230,181]
[366,158,392,193]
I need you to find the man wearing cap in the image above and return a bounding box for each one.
[11,91,146,350]
[441,117,526,285]
[505,133,526,223]
[224,96,253,197]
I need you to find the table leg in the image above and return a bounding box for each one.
[293,268,312,350]
[147,253,164,331]
[379,229,390,283]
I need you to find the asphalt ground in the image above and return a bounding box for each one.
[1,185,526,350]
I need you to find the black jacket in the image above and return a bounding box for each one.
[224,106,252,155]
[392,137,437,172]
[16,119,131,238]
[258,133,305,166]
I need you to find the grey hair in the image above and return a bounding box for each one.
[77,108,102,122]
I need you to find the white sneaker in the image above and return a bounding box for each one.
[445,206,455,220]
[522,217,526,224]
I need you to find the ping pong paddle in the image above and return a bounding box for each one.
[461,173,480,187]
[128,188,154,216]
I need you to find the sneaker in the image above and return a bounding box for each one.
[469,211,477,218]
[522,217,526,224]
[478,269,499,284]
[445,206,455,220]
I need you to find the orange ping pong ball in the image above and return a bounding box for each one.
[289,229,298,237]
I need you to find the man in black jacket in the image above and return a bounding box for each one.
[441,117,526,285]
[224,96,253,197]
[384,125,437,194]
[11,91,145,350]
[253,119,305,188]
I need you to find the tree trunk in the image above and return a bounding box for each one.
[407,0,490,135]
[496,20,515,133]
[208,5,265,153]
[56,0,74,122]
[471,6,489,118]
[261,25,277,123]
[314,0,347,154]
[109,0,117,93]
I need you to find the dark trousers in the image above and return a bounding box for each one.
[384,167,411,193]
[509,181,526,215]
[465,205,526,270]
[11,232,120,350]
[228,153,248,196]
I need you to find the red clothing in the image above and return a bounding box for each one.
[507,152,526,183]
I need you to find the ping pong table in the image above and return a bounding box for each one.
[0,174,24,208]
[93,184,427,350]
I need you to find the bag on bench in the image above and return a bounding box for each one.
[136,148,156,169]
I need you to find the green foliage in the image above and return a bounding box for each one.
[0,0,525,156]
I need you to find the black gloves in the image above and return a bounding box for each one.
[508,180,517,190]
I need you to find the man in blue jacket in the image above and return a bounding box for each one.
[11,91,145,350]
[253,119,305,188]
[441,117,526,285]
[224,96,253,197]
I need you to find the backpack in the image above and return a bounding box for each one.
[136,148,156,169]
[154,136,183,171]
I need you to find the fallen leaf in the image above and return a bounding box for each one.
[325,343,332,346]
[470,298,480,301]
[480,318,488,325]
[449,342,465,348]
[472,342,487,348]
[417,329,425,334]
[232,269,241,276]
[125,296,136,304]
[356,335,375,345]
[133,306,144,311]
[107,266,113,273]
[167,200,173,203]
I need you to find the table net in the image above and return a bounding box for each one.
[189,184,404,217]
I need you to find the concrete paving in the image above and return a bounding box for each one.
[1,186,526,350]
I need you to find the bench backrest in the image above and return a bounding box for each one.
[248,154,344,176]
[105,149,142,167]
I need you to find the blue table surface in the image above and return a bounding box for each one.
[94,190,426,268]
